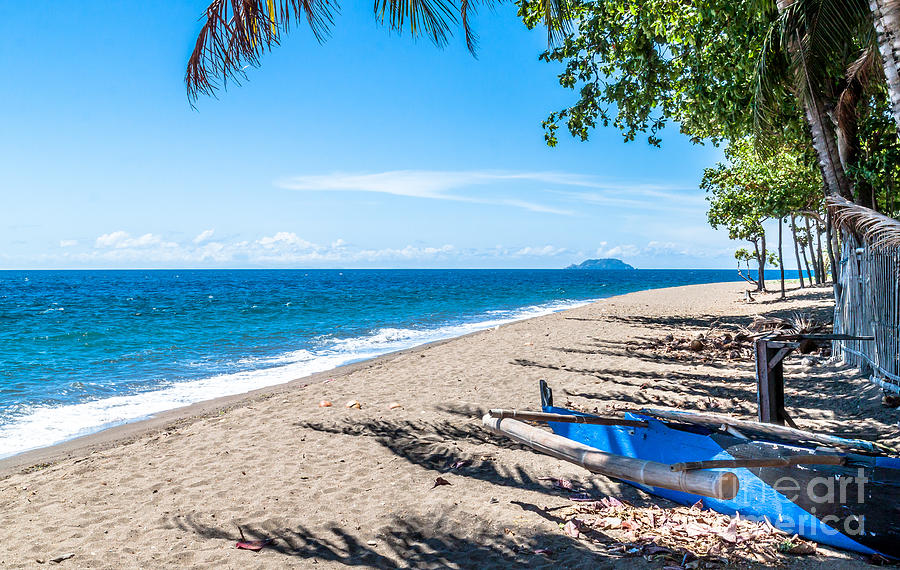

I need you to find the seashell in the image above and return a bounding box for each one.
[346,400,361,409]
[388,401,402,410]
[319,400,332,407]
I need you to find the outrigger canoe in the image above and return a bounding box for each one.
[482,380,900,558]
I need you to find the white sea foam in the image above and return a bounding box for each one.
[0,298,594,459]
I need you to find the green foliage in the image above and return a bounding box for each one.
[847,94,900,217]
[518,0,801,146]
[734,248,754,263]
[703,137,821,242]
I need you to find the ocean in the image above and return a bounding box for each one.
[0,269,762,458]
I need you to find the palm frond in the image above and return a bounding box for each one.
[836,46,878,141]
[752,18,792,156]
[373,0,458,48]
[186,0,572,101]
[828,195,900,248]
[186,0,337,100]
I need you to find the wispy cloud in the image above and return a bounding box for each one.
[276,169,708,217]
[556,185,705,212]
[276,170,583,216]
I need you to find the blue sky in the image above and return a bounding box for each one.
[1,2,738,269]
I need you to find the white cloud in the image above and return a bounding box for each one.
[277,170,579,216]
[256,232,317,250]
[596,243,642,258]
[95,231,176,249]
[67,229,469,266]
[193,229,215,244]
[594,240,732,260]
[59,240,78,248]
[514,245,568,257]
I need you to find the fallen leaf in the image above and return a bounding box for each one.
[600,496,626,509]
[236,539,272,552]
[599,517,622,529]
[539,477,575,490]
[719,516,739,543]
[787,542,816,555]
[563,520,582,538]
[432,476,451,489]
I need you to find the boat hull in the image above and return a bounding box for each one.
[542,405,900,558]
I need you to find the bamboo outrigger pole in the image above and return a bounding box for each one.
[482,414,739,500]
[488,409,648,428]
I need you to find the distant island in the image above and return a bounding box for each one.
[565,258,636,270]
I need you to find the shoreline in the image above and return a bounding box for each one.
[0,275,766,473]
[0,294,610,477]
[0,320,498,478]
[0,296,599,470]
[3,280,879,569]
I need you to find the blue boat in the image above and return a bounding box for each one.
[534,381,900,558]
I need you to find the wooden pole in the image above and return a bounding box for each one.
[488,409,648,428]
[670,455,844,472]
[482,415,739,500]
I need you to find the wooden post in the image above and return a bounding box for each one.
[755,337,794,425]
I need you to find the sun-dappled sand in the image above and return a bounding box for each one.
[1,281,893,568]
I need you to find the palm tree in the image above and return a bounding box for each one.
[756,0,877,202]
[185,0,569,100]
[870,0,900,131]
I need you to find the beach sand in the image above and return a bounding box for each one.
[1,281,895,568]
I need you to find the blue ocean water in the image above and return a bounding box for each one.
[0,269,762,458]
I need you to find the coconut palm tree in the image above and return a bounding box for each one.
[185,0,569,100]
[756,0,877,202]
[871,0,900,131]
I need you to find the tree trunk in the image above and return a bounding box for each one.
[803,83,855,201]
[815,218,826,281]
[778,218,786,299]
[871,0,900,134]
[804,217,820,284]
[759,232,767,292]
[775,1,854,200]
[799,224,814,284]
[826,210,840,301]
[791,215,806,288]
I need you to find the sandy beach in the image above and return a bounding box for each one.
[1,281,895,569]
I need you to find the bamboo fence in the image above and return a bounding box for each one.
[829,196,900,392]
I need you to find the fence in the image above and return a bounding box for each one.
[830,197,900,393]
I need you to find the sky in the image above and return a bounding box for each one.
[0,2,742,269]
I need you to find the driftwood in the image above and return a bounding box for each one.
[482,414,739,500]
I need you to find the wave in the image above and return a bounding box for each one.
[0,297,594,459]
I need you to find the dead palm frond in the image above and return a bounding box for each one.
[749,311,828,335]
[185,0,570,100]
[828,195,900,248]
